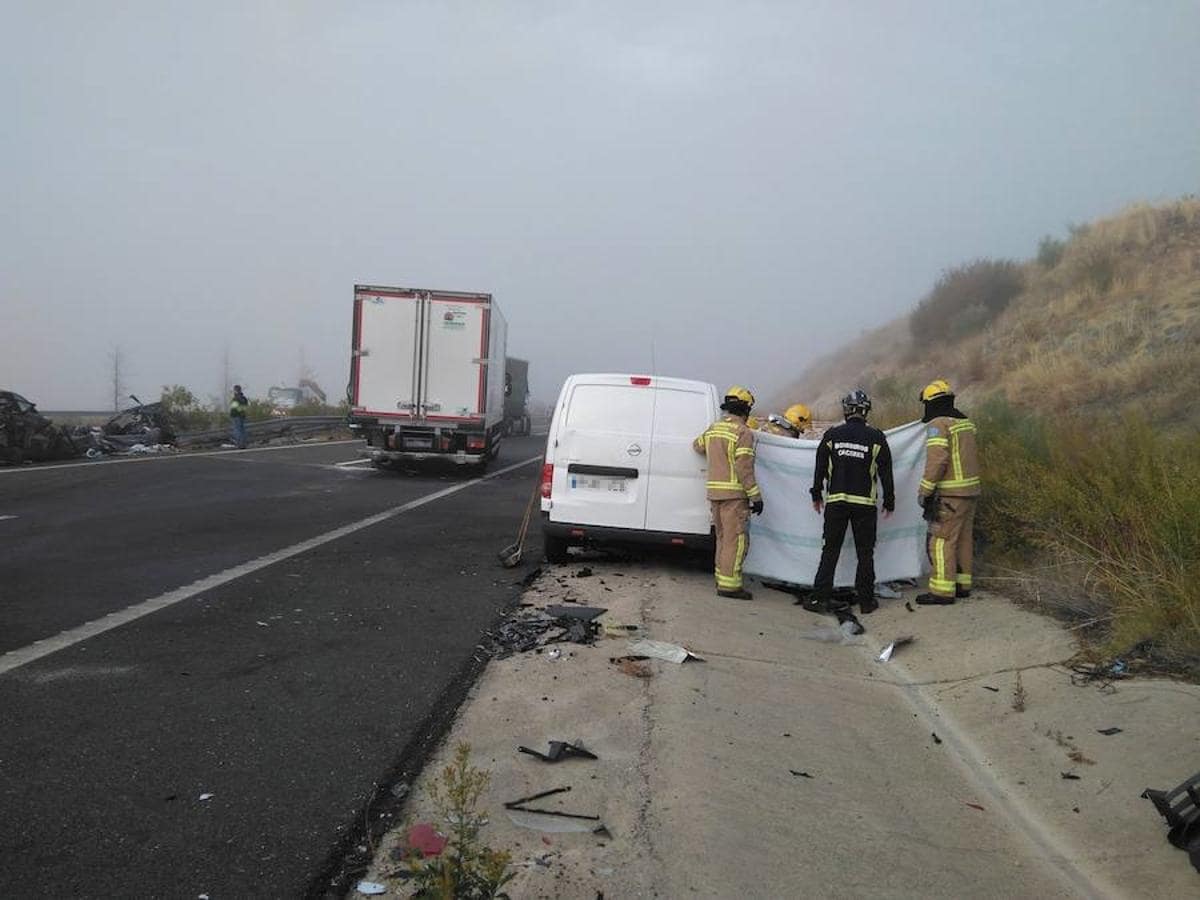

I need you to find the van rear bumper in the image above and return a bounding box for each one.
[542,514,714,550]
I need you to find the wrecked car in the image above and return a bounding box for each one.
[0,391,80,464]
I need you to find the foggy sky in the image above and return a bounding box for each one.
[4,1,1198,411]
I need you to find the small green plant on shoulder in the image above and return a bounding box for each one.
[396,743,513,899]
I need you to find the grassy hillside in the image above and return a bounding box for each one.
[781,198,1200,430]
[778,198,1200,676]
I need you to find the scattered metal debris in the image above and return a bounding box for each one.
[877,636,914,662]
[1061,772,1081,780]
[1097,727,1123,736]
[505,787,572,809]
[626,639,703,663]
[518,740,599,763]
[789,770,814,778]
[487,606,604,658]
[1142,771,1200,873]
[982,686,1000,692]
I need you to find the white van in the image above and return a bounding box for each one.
[539,374,720,562]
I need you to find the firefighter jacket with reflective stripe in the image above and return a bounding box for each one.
[693,414,761,501]
[810,418,895,511]
[919,415,981,498]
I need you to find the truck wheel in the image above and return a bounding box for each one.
[543,534,570,564]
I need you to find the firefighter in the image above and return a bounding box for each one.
[693,386,764,600]
[809,389,894,615]
[915,380,981,605]
[759,403,812,439]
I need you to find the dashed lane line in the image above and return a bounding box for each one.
[0,454,542,676]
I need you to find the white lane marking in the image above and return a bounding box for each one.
[0,455,541,677]
[333,458,372,467]
[0,440,364,476]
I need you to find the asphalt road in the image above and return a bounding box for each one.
[0,437,545,898]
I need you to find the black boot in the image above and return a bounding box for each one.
[915,593,955,606]
[858,597,879,615]
[718,588,754,601]
[956,586,971,599]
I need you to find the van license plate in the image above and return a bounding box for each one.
[571,476,627,493]
[404,438,433,450]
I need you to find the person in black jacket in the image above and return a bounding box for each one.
[808,389,895,615]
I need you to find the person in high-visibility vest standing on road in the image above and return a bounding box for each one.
[693,386,764,600]
[915,380,981,605]
[229,384,249,450]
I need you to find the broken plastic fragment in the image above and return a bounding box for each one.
[355,881,387,896]
[627,638,703,663]
[198,793,214,802]
[878,636,915,662]
[507,809,597,833]
[518,740,598,763]
[407,822,448,857]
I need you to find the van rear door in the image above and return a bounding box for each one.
[550,380,653,531]
[644,381,718,535]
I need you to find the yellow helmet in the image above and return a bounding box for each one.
[784,403,811,430]
[920,379,954,402]
[724,385,755,407]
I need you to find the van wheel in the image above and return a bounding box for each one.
[543,534,570,564]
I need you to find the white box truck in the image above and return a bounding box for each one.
[348,284,507,469]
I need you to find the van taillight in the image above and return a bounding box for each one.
[467,436,486,451]
[541,463,554,498]
[630,376,652,386]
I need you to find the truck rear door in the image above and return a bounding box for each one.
[351,288,422,418]
[421,294,490,422]
[550,379,653,531]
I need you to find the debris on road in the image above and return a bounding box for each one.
[198,793,214,802]
[982,686,1000,692]
[575,567,594,578]
[874,583,900,600]
[1061,772,1082,780]
[1097,727,1123,736]
[789,770,814,778]
[965,802,986,811]
[406,822,448,857]
[507,809,599,834]
[931,732,943,745]
[1141,771,1200,874]
[798,624,863,644]
[487,606,605,658]
[504,786,572,809]
[877,636,915,662]
[627,638,704,663]
[355,880,387,895]
[518,740,599,763]
[1067,750,1095,765]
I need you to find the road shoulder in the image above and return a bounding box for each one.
[360,563,1199,898]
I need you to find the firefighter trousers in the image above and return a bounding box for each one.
[813,502,877,604]
[927,496,977,597]
[711,499,750,592]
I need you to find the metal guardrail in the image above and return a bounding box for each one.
[175,416,349,446]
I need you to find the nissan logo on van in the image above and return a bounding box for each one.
[626,443,643,456]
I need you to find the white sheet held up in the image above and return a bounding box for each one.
[743,421,929,587]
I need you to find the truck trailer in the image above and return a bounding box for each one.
[347,285,507,469]
[504,357,531,436]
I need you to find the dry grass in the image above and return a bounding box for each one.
[778,197,1200,676]
[779,197,1200,433]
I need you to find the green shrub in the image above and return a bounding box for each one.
[975,400,1200,673]
[909,259,1023,342]
[394,743,513,899]
[1036,235,1065,268]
